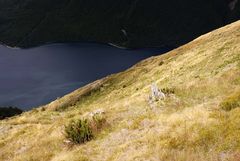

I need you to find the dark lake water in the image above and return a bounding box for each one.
[0,43,170,110]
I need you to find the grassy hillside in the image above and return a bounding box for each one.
[0,21,240,161]
[0,0,239,48]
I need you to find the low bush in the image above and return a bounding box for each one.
[220,91,240,111]
[65,114,106,144]
[65,119,93,144]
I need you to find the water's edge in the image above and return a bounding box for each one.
[0,42,173,110]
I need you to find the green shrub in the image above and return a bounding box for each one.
[65,114,107,144]
[65,119,93,144]
[220,91,240,111]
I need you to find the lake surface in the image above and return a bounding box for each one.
[0,43,171,110]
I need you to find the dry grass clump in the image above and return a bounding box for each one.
[161,87,175,95]
[220,90,240,111]
[90,114,107,133]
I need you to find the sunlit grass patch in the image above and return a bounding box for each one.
[158,108,240,153]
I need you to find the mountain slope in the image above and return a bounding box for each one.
[0,0,239,48]
[0,21,240,161]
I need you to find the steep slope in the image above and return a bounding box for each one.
[0,21,240,161]
[0,0,239,48]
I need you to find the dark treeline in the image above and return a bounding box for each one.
[0,107,22,120]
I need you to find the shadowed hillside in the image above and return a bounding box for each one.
[0,21,240,161]
[0,0,239,48]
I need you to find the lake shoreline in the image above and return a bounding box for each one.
[0,42,173,110]
[0,40,175,51]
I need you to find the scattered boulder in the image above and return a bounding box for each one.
[148,83,167,108]
[150,83,166,101]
